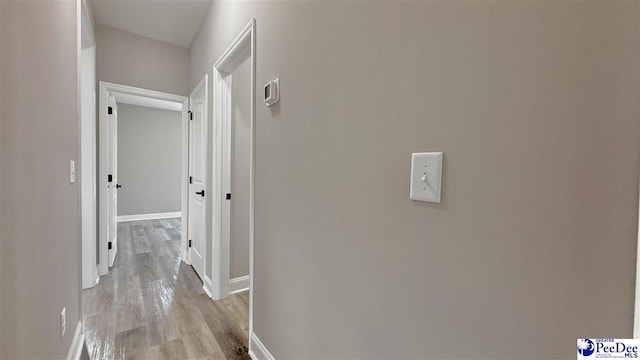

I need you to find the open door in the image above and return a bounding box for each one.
[188,75,208,280]
[107,95,119,266]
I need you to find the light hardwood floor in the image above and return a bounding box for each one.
[83,219,250,360]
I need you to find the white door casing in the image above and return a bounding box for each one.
[80,41,97,288]
[80,0,97,288]
[188,75,208,281]
[212,19,255,320]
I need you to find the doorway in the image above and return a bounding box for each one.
[98,82,190,275]
[211,19,256,348]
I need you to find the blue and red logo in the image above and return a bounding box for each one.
[578,339,595,356]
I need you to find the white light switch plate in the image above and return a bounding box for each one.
[410,152,443,203]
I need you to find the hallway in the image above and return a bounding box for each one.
[82,219,250,360]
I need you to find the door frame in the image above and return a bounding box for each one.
[98,82,189,275]
[211,17,256,339]
[80,0,97,289]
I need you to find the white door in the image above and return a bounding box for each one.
[188,76,208,280]
[107,95,118,267]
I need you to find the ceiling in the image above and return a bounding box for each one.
[91,0,211,48]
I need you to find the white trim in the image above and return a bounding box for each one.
[113,92,182,111]
[249,332,275,360]
[213,20,254,71]
[99,82,187,104]
[213,67,232,299]
[248,17,257,342]
[248,17,257,345]
[66,321,84,360]
[80,0,97,290]
[229,275,250,294]
[212,18,256,307]
[117,212,181,222]
[99,82,189,276]
[203,276,214,298]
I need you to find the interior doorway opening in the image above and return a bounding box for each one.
[97,82,190,275]
[114,96,184,224]
[228,57,252,296]
[211,18,257,353]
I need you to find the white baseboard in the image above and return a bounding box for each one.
[229,275,250,294]
[117,211,181,222]
[249,332,275,360]
[66,321,84,360]
[203,276,213,298]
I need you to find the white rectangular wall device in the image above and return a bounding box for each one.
[410,152,443,203]
[264,78,279,107]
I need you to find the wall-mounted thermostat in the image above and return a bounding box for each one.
[264,79,279,107]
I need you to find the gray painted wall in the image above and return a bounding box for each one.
[96,24,189,96]
[230,59,251,280]
[117,104,182,216]
[190,2,640,359]
[0,0,81,357]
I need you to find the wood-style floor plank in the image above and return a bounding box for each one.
[83,219,249,360]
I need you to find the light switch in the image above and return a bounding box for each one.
[69,160,76,184]
[410,152,443,203]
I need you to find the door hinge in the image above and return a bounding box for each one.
[188,111,193,120]
[108,106,113,115]
[226,193,231,200]
[189,176,193,184]
[108,241,112,250]
[107,174,113,183]
[188,240,192,248]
